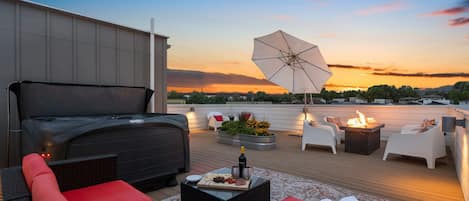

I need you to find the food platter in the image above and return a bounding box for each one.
[196,173,251,191]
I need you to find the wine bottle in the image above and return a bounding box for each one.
[238,146,247,178]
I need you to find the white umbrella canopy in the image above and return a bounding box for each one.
[252,30,332,94]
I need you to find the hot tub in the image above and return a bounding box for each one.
[8,81,190,191]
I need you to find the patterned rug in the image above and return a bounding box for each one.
[162,167,389,201]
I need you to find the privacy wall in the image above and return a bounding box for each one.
[0,0,168,167]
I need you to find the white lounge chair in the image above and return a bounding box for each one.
[207,112,226,131]
[323,116,345,144]
[383,124,446,169]
[302,120,337,154]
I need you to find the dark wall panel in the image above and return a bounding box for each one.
[134,33,147,87]
[118,30,134,85]
[0,0,16,168]
[50,12,73,82]
[0,0,168,167]
[154,37,167,113]
[20,5,47,80]
[76,19,97,83]
[99,25,117,84]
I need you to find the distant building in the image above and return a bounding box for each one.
[416,95,450,105]
[373,99,393,105]
[167,99,186,104]
[227,101,272,104]
[331,98,346,104]
[349,97,367,104]
[312,98,326,104]
[398,97,419,105]
[460,100,469,105]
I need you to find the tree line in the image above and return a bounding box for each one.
[168,82,469,104]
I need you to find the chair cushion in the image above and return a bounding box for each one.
[22,153,54,189]
[31,174,67,201]
[241,113,251,120]
[282,196,303,201]
[326,117,343,127]
[214,115,224,122]
[63,180,152,201]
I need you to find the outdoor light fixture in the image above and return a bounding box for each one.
[302,107,308,120]
[189,106,195,113]
[442,116,466,133]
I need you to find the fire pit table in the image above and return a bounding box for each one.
[340,123,385,155]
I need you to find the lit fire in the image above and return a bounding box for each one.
[347,110,376,127]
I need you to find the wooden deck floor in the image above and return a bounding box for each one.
[148,130,464,201]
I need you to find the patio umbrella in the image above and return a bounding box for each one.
[252,30,332,96]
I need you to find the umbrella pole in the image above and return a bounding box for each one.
[310,93,313,105]
[304,91,307,120]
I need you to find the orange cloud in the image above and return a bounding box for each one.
[328,64,373,71]
[373,72,469,78]
[449,17,469,26]
[356,1,408,16]
[424,7,468,16]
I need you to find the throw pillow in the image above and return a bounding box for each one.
[309,120,319,127]
[326,117,343,127]
[214,115,223,122]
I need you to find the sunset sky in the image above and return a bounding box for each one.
[36,0,469,93]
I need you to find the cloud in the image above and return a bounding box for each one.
[373,72,469,78]
[424,7,468,16]
[356,1,408,16]
[328,64,375,71]
[324,83,368,89]
[449,17,469,26]
[167,69,276,88]
[423,1,469,27]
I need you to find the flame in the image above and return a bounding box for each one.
[347,110,375,127]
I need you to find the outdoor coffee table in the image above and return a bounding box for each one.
[180,167,270,201]
[340,123,385,155]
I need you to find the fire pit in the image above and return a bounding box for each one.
[340,111,385,155]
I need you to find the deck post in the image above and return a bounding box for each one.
[150,18,155,112]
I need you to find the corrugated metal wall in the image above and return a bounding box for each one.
[0,0,168,167]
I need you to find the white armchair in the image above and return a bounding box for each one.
[323,116,345,144]
[207,112,225,131]
[302,120,337,154]
[383,125,446,169]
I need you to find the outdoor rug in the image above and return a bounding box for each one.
[161,167,389,201]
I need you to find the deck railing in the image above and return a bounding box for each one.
[168,104,452,138]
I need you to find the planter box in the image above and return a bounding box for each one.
[217,132,276,150]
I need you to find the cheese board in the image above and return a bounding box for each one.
[196,173,251,191]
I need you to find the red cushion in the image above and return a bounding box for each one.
[63,180,152,201]
[22,153,53,189]
[214,115,223,122]
[32,174,67,201]
[282,196,303,201]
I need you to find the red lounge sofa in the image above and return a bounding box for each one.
[0,154,153,201]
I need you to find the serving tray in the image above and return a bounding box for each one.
[197,173,251,191]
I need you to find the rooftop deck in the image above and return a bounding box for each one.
[149,130,464,201]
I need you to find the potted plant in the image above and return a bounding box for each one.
[217,119,276,150]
